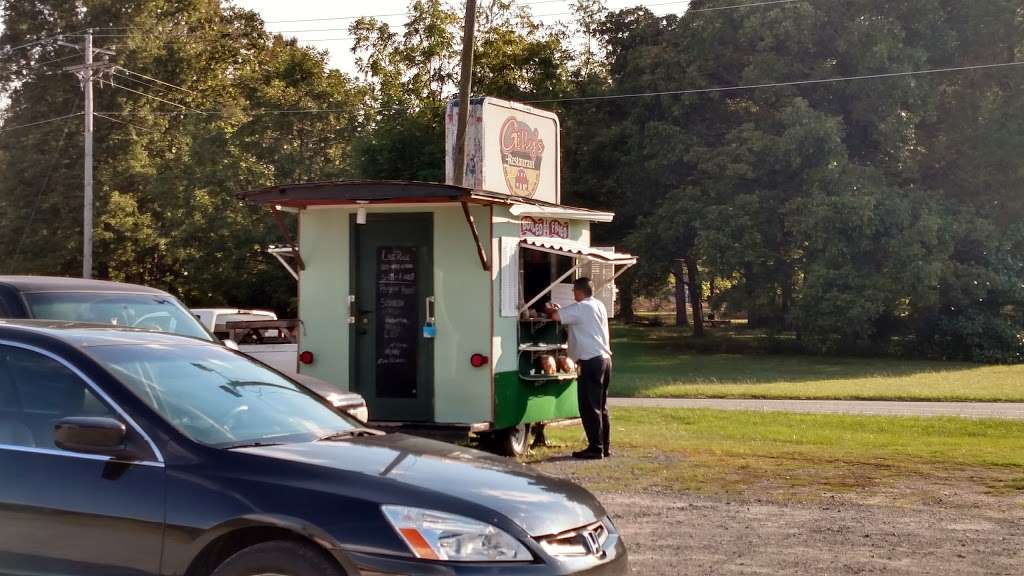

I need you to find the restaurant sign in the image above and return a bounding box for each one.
[520,216,570,239]
[445,97,561,204]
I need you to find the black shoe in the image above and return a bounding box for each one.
[572,448,603,460]
[603,449,612,458]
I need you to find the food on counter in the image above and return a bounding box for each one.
[538,354,557,375]
[557,356,575,374]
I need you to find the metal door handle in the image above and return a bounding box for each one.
[425,296,435,323]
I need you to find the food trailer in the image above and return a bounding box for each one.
[241,98,635,455]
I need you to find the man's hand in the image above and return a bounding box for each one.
[545,302,561,321]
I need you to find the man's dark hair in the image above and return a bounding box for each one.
[573,277,594,297]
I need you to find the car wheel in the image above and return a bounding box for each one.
[496,423,530,457]
[210,540,346,576]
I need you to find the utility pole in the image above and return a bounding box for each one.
[452,0,477,187]
[62,30,114,279]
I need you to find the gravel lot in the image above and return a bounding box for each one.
[534,461,1024,575]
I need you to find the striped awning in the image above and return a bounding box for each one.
[520,237,637,264]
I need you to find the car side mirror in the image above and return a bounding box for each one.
[54,417,130,456]
[223,339,240,350]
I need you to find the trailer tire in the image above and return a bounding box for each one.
[493,423,530,457]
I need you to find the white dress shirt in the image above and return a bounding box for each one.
[557,297,612,361]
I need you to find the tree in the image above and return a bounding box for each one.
[0,0,368,312]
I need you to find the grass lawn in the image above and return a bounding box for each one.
[532,407,1024,499]
[610,325,1024,401]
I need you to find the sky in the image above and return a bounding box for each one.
[233,0,692,74]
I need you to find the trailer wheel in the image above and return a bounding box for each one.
[494,423,530,457]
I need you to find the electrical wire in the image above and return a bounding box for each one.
[115,67,197,95]
[90,58,1024,116]
[95,107,360,116]
[6,52,82,74]
[95,112,159,132]
[1,32,72,56]
[81,0,798,39]
[262,0,571,24]
[524,60,1024,104]
[9,99,80,268]
[109,81,204,114]
[0,112,83,134]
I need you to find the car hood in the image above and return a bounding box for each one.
[239,433,604,536]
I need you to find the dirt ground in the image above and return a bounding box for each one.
[533,461,1024,575]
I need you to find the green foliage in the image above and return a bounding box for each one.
[0,0,368,312]
[3,0,1024,364]
[566,0,1024,361]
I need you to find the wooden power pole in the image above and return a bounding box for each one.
[452,0,477,187]
[62,30,114,279]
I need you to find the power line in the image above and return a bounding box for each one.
[687,0,801,13]
[0,111,83,134]
[89,0,776,39]
[524,59,1024,104]
[261,0,570,25]
[96,58,1024,115]
[111,69,168,94]
[115,67,197,95]
[6,52,82,74]
[0,27,98,56]
[95,112,159,133]
[1,32,73,56]
[262,0,800,30]
[109,81,204,113]
[12,98,80,267]
[95,106,360,117]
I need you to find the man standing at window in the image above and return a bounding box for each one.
[546,277,612,460]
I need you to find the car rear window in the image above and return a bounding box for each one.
[24,292,213,341]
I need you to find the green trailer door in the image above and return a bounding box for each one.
[352,213,434,421]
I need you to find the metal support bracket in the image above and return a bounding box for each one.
[519,264,580,315]
[593,262,636,294]
[270,207,305,271]
[461,201,490,271]
[269,250,299,280]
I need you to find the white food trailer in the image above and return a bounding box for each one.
[242,98,635,455]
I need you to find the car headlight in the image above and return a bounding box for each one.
[382,505,533,562]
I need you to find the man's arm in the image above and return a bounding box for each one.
[547,302,579,325]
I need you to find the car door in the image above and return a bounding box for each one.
[0,343,165,576]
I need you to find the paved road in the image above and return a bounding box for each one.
[609,397,1024,420]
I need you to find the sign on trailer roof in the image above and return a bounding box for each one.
[445,97,561,205]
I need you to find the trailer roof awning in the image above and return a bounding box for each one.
[520,238,637,265]
[509,204,614,223]
[238,179,612,217]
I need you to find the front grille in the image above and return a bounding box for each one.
[537,519,610,557]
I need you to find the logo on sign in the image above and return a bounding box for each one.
[520,216,570,239]
[500,116,545,198]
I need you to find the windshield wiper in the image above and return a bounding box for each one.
[222,440,286,450]
[318,428,385,442]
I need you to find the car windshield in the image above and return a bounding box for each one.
[86,344,358,448]
[25,292,212,341]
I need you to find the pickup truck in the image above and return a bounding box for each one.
[190,307,370,422]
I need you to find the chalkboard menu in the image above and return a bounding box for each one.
[376,246,418,398]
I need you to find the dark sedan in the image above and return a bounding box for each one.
[0,276,369,421]
[0,321,628,576]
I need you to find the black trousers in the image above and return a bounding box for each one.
[577,355,611,452]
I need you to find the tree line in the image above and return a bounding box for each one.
[2,0,1023,362]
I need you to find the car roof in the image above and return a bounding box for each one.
[0,319,218,348]
[191,308,276,315]
[0,275,171,295]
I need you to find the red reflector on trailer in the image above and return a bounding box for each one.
[470,353,489,368]
[299,351,315,365]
